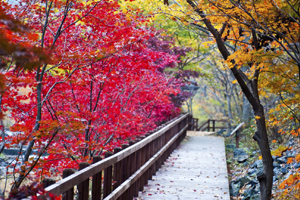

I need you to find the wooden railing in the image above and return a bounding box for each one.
[190,119,228,132]
[188,117,244,148]
[229,122,245,148]
[41,113,189,200]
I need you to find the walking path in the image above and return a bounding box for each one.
[137,131,230,200]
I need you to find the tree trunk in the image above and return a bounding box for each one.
[253,105,273,200]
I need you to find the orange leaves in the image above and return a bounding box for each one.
[287,157,294,164]
[291,129,299,137]
[170,16,176,21]
[278,173,300,198]
[276,150,300,198]
[276,128,300,137]
[27,33,39,41]
[295,154,300,163]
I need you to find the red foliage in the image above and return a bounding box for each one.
[3,182,57,200]
[0,0,184,188]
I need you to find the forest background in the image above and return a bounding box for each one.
[0,0,300,199]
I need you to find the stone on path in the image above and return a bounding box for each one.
[137,131,230,200]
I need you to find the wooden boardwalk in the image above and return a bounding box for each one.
[137,131,230,200]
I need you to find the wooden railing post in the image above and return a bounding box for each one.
[144,133,151,186]
[151,136,156,177]
[147,133,154,181]
[213,120,215,132]
[128,140,136,199]
[78,162,90,200]
[121,144,129,182]
[187,114,191,130]
[184,116,188,137]
[133,138,141,197]
[139,136,146,192]
[103,151,113,198]
[229,122,245,148]
[42,178,55,188]
[192,118,195,130]
[156,136,162,171]
[62,169,75,200]
[208,119,210,132]
[162,128,168,163]
[191,117,194,131]
[92,156,102,200]
[120,143,130,200]
[161,125,166,164]
[112,147,122,191]
[236,130,240,148]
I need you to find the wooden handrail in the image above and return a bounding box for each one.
[104,124,188,200]
[43,113,189,199]
[197,119,228,131]
[229,122,245,148]
[198,120,208,131]
[229,122,245,137]
[209,119,228,122]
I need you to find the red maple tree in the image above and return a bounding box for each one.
[0,0,187,192]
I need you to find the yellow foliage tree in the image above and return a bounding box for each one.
[154,0,300,199]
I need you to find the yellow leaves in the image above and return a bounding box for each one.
[232,80,237,84]
[269,118,279,126]
[258,155,262,160]
[271,145,288,157]
[53,8,60,13]
[179,16,190,25]
[255,116,261,120]
[126,13,132,21]
[169,4,178,9]
[202,40,214,48]
[81,0,98,6]
[275,106,281,112]
[259,90,266,97]
[170,16,177,21]
[186,10,193,15]
[183,21,190,26]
